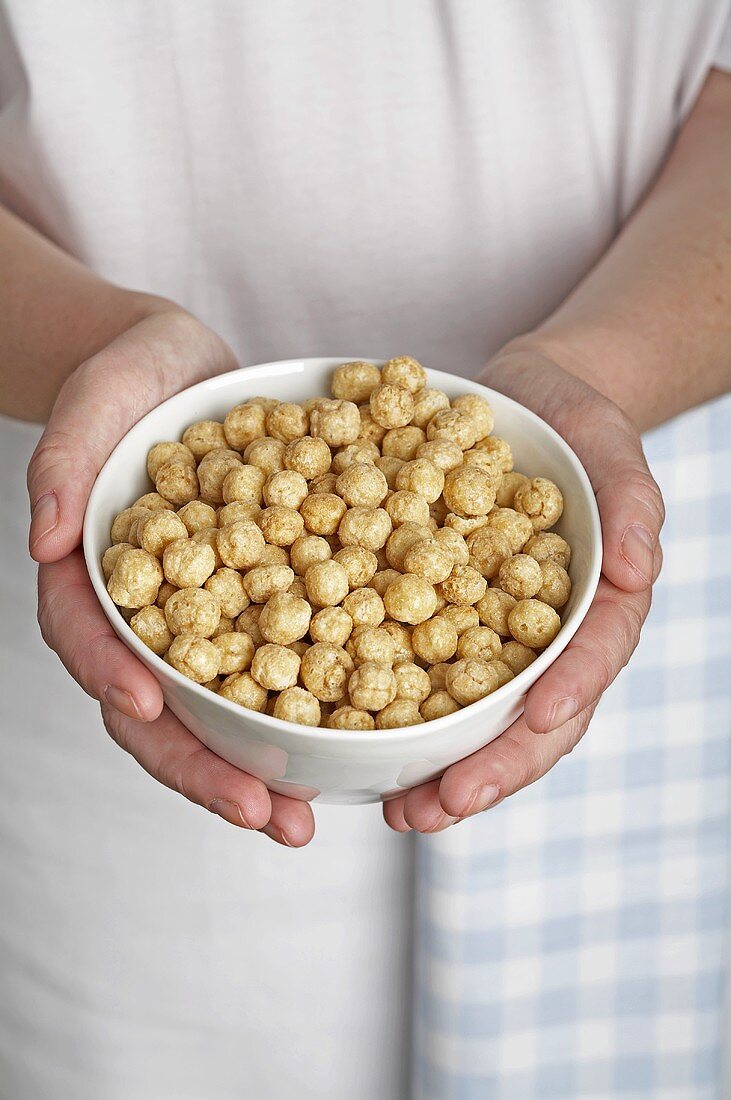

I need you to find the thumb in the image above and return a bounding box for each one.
[28,309,237,562]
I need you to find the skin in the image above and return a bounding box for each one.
[5,71,730,846]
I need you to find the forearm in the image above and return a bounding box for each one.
[498,68,731,431]
[0,204,166,422]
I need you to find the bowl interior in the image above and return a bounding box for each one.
[83,358,601,737]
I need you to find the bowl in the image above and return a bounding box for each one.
[83,358,601,804]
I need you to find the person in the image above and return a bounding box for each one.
[1,2,729,1096]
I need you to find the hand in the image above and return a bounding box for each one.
[384,349,664,834]
[28,305,315,846]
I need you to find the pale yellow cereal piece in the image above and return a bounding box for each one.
[385,490,431,527]
[332,360,382,403]
[486,507,533,553]
[428,662,451,691]
[473,435,513,472]
[107,548,163,608]
[331,441,380,474]
[300,642,354,702]
[461,449,503,472]
[500,640,538,675]
[102,542,132,580]
[451,393,494,438]
[381,356,427,394]
[130,605,174,656]
[258,505,304,547]
[380,621,415,664]
[260,543,290,566]
[438,605,480,637]
[289,534,331,576]
[147,441,196,481]
[536,561,572,610]
[235,604,265,645]
[393,661,431,704]
[336,462,388,509]
[438,564,487,606]
[416,437,463,473]
[178,500,218,535]
[244,437,287,477]
[243,564,295,604]
[223,403,266,450]
[218,671,268,711]
[182,420,228,459]
[513,477,564,531]
[222,464,266,505]
[310,399,360,447]
[265,402,309,444]
[156,580,178,610]
[426,409,480,450]
[308,471,339,494]
[382,426,426,461]
[288,576,308,599]
[154,461,199,506]
[348,625,397,666]
[495,471,530,509]
[164,587,221,637]
[310,606,354,647]
[139,510,188,558]
[333,546,378,589]
[133,491,176,512]
[431,527,469,565]
[384,521,431,570]
[443,465,497,518]
[167,635,220,683]
[369,568,402,598]
[300,492,347,536]
[246,395,281,413]
[160,537,214,588]
[204,567,250,618]
[327,705,376,730]
[342,587,385,627]
[395,457,445,503]
[369,384,414,430]
[211,615,234,638]
[375,455,405,490]
[384,573,438,625]
[357,404,388,446]
[251,643,300,691]
[411,388,450,430]
[305,560,350,608]
[498,554,543,600]
[272,686,321,726]
[197,448,243,506]
[376,700,424,728]
[475,588,517,635]
[466,527,512,579]
[338,507,393,552]
[444,512,491,537]
[508,599,561,649]
[263,470,309,510]
[411,616,458,663]
[191,528,222,570]
[259,591,312,645]
[403,538,454,584]
[421,691,461,721]
[218,501,261,528]
[489,659,515,688]
[446,659,502,705]
[524,531,572,570]
[349,662,397,711]
[212,631,255,675]
[457,625,502,662]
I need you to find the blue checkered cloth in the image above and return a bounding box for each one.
[414,394,731,1099]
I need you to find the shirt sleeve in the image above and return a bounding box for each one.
[714,13,731,71]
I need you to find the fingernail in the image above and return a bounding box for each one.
[30,491,58,548]
[262,823,295,846]
[620,524,654,584]
[209,798,252,829]
[458,782,500,818]
[546,695,579,731]
[104,684,143,720]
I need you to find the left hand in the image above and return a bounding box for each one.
[384,349,664,834]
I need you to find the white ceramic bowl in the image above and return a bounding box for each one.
[83,358,601,804]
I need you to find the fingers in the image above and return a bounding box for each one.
[262,793,316,847]
[38,549,164,721]
[523,577,651,734]
[382,795,412,833]
[28,310,236,562]
[102,702,273,831]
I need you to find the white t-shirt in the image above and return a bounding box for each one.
[0,4,728,1098]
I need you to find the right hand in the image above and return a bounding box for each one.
[27,304,315,846]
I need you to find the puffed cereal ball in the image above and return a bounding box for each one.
[438,604,480,637]
[167,636,220,683]
[500,640,538,675]
[490,660,515,688]
[310,399,360,446]
[380,621,415,664]
[222,464,266,505]
[300,642,354,702]
[178,500,218,535]
[298,493,345,538]
[305,559,350,607]
[243,564,295,604]
[384,522,429,570]
[263,470,309,510]
[261,544,290,566]
[197,448,243,506]
[461,448,501,472]
[130,605,174,656]
[443,465,497,517]
[507,599,561,649]
[537,561,572,609]
[411,388,450,430]
[349,663,397,711]
[385,490,431,527]
[102,542,133,580]
[513,477,564,531]
[310,606,354,646]
[342,587,385,627]
[259,591,312,645]
[466,527,512,579]
[394,457,445,504]
[369,568,401,598]
[439,564,487,606]
[393,661,432,704]
[336,462,388,508]
[272,687,321,726]
[309,472,339,494]
[475,588,517,635]
[133,491,175,512]
[281,437,331,482]
[381,355,427,394]
[495,471,530,508]
[288,534,331,576]
[416,438,463,474]
[211,615,235,638]
[259,505,304,547]
[182,420,228,459]
[524,531,572,570]
[384,573,438,625]
[245,437,286,477]
[212,519,263,571]
[288,576,308,599]
[431,527,469,565]
[369,384,414,430]
[446,659,502,705]
[164,587,220,637]
[155,461,199,505]
[426,408,480,450]
[403,538,454,584]
[374,455,405,490]
[498,554,543,599]
[348,626,397,666]
[444,512,490,537]
[457,625,502,662]
[264,402,308,444]
[338,507,392,552]
[428,663,451,691]
[474,435,513,473]
[421,691,461,721]
[223,403,266,450]
[236,604,265,645]
[212,631,255,675]
[451,393,494,438]
[251,643,300,691]
[333,546,378,589]
[201,568,248,619]
[147,441,196,481]
[218,671,268,711]
[381,426,426,461]
[411,616,458,663]
[326,705,374,730]
[138,510,188,558]
[331,441,380,474]
[332,360,382,403]
[376,700,424,728]
[218,501,261,527]
[357,405,387,446]
[156,580,178,610]
[107,548,163,608]
[486,507,533,553]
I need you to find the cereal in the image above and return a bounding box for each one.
[495,471,529,508]
[336,463,388,508]
[156,581,178,610]
[381,426,426,461]
[251,643,300,691]
[376,701,424,728]
[310,606,354,646]
[263,470,309,510]
[498,554,543,599]
[446,659,502,705]
[384,573,438,625]
[438,604,479,635]
[138,510,188,558]
[380,622,415,663]
[385,490,431,527]
[421,691,460,720]
[217,501,261,527]
[416,437,463,473]
[130,606,174,656]
[272,687,321,726]
[290,534,332,576]
[507,599,562,648]
[381,356,427,394]
[536,561,572,610]
[338,507,392,551]
[369,384,414,429]
[167,636,221,683]
[411,388,450,429]
[245,437,286,476]
[486,507,533,553]
[457,626,502,662]
[349,663,397,711]
[310,399,360,446]
[223,403,267,450]
[513,477,564,531]
[393,662,431,704]
[426,408,480,450]
[395,457,445,503]
[375,455,406,490]
[243,564,295,603]
[369,568,401,598]
[451,393,494,438]
[342,587,385,627]
[403,538,454,584]
[331,441,380,474]
[260,544,290,566]
[265,402,308,444]
[259,505,304,547]
[333,546,378,589]
[178,500,218,535]
[524,531,571,570]
[222,464,266,504]
[332,360,382,403]
[444,512,490,537]
[475,588,517,635]
[212,631,255,675]
[197,448,243,506]
[155,461,199,505]
[259,591,312,644]
[102,542,133,580]
[107,548,163,608]
[500,640,538,675]
[412,616,459,663]
[443,465,497,517]
[300,642,354,701]
[300,492,347,536]
[147,441,196,481]
[283,436,332,480]
[304,559,350,607]
[357,405,387,446]
[438,564,487,606]
[328,705,376,730]
[164,588,220,637]
[183,420,228,459]
[216,519,265,570]
[348,626,397,666]
[427,663,451,691]
[474,435,513,472]
[218,671,268,711]
[466,527,512,579]
[385,522,430,570]
[235,604,265,645]
[204,567,250,618]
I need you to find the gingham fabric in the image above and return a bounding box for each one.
[414,394,731,1100]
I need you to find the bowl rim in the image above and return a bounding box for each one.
[83,357,602,744]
